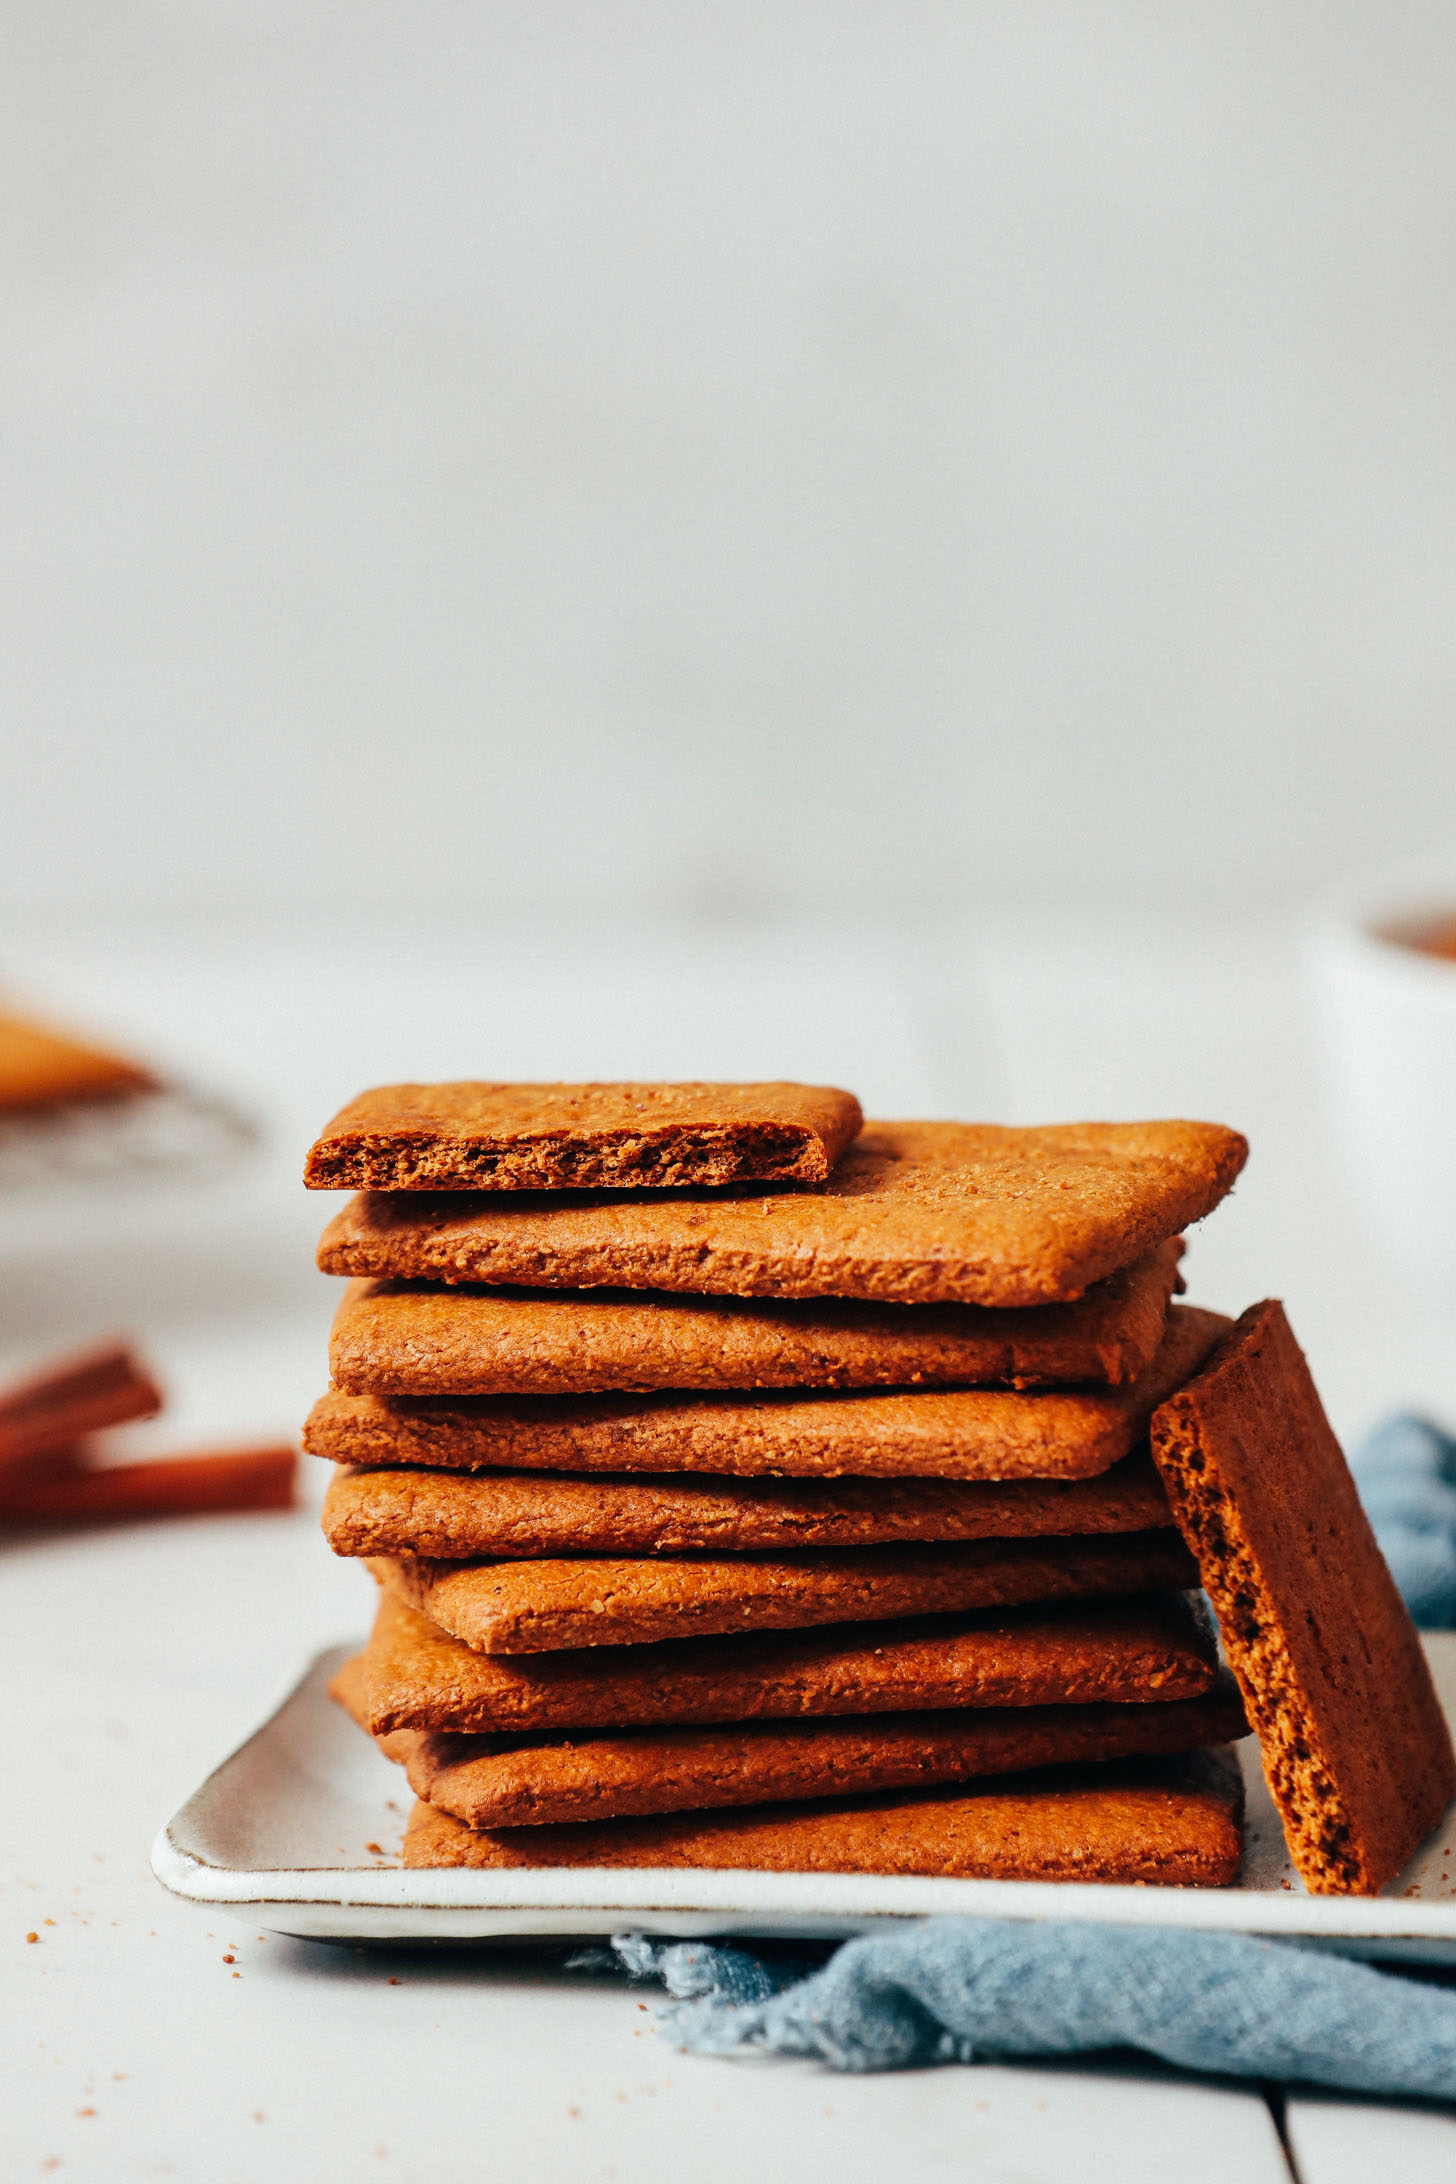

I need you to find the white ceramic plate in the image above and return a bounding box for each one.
[151,1635,1456,1960]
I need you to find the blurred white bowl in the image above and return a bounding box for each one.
[1309,853,1456,1282]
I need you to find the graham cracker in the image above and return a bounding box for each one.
[319,1119,1246,1307]
[304,1081,863,1191]
[400,1749,1246,1882]
[371,1529,1197,1654]
[337,1674,1247,1829]
[1151,1300,1456,1896]
[361,1588,1220,1734]
[328,1651,416,1766]
[319,1449,1173,1559]
[323,1260,1209,1410]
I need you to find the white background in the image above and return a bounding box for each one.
[3,2,1456,920]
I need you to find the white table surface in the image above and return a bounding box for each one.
[5,908,1455,2182]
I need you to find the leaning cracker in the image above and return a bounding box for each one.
[350,1683,1247,1829]
[1151,1300,1456,1895]
[319,1119,1246,1307]
[362,1588,1220,1734]
[370,1529,1197,1654]
[305,1080,863,1191]
[324,1271,1212,1416]
[401,1750,1245,1882]
[319,1449,1173,1559]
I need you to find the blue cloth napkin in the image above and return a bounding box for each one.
[1352,1411,1456,1628]
[585,1414,1456,2092]
[609,1923,1456,2095]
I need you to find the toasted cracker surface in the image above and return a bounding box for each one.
[1151,1300,1456,1896]
[319,1119,1245,1306]
[326,1652,418,1766]
[371,1530,1197,1654]
[400,1749,1245,1881]
[362,1588,1219,1734]
[313,1297,1220,1473]
[320,1450,1172,1558]
[305,1081,862,1191]
[323,1264,1209,1415]
[360,1682,1247,1828]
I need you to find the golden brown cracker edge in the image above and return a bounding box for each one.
[399,1751,1246,1881]
[1151,1299,1456,1895]
[316,1120,1246,1307]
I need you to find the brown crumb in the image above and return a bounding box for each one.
[387,1976,400,1986]
[222,1954,235,1964]
[365,1841,384,1855]
[44,1918,55,1927]
[26,1932,38,1943]
[76,2108,95,2118]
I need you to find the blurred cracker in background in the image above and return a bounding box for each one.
[0,1006,157,1111]
[0,998,255,1198]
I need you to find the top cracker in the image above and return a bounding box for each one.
[319,1118,1247,1308]
[304,1081,864,1192]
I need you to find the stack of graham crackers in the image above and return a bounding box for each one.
[303,1082,1455,1896]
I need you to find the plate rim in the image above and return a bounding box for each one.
[150,1638,1456,1945]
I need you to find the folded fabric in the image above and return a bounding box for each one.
[1354,1412,1456,1628]
[610,1920,1456,2095]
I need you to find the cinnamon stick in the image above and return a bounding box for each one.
[0,1444,297,1526]
[0,1342,162,1473]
